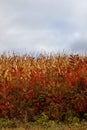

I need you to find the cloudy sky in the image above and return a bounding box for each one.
[0,0,87,55]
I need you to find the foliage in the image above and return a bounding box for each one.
[0,53,87,122]
[0,118,15,128]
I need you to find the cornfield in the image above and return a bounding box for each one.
[0,52,87,122]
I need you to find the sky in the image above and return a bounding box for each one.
[0,0,87,56]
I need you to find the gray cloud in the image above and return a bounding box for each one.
[69,33,87,55]
[0,0,87,55]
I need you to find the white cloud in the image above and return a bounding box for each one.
[69,32,87,55]
[0,0,87,55]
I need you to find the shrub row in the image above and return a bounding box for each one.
[0,53,87,122]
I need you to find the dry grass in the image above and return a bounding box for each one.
[1,122,87,130]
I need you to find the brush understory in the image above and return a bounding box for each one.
[0,118,87,130]
[0,52,87,129]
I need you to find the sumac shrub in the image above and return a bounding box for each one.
[0,53,87,122]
